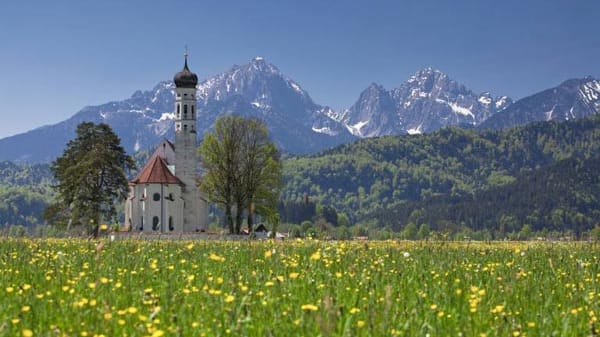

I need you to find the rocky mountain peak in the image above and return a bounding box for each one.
[480,77,600,130]
[0,58,596,163]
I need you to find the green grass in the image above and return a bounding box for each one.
[0,239,598,336]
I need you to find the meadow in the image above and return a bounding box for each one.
[0,239,598,336]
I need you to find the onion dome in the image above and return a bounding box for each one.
[173,54,198,88]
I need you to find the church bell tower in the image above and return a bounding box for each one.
[173,52,206,231]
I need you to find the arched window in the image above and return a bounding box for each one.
[169,217,174,231]
[152,216,159,231]
[153,193,160,201]
[139,216,144,231]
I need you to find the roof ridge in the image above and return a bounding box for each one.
[131,154,182,185]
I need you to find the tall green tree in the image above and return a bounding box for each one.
[47,122,134,237]
[238,118,281,233]
[199,116,244,233]
[200,115,282,234]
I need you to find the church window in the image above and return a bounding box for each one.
[152,216,159,231]
[169,217,174,231]
[153,193,160,201]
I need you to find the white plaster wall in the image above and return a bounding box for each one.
[128,183,183,233]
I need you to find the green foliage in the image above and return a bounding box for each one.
[200,116,282,234]
[48,122,134,236]
[0,162,54,229]
[282,115,600,233]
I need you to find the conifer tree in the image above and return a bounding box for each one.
[47,122,134,237]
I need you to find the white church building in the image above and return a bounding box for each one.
[124,55,208,233]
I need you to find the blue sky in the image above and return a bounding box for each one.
[0,0,598,138]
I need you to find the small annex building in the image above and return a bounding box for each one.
[124,55,208,233]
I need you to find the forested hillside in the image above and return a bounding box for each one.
[0,162,54,228]
[281,114,600,235]
[2,115,600,236]
[372,155,600,237]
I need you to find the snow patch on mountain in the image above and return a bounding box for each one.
[478,95,492,105]
[346,120,369,137]
[311,126,337,136]
[449,102,474,118]
[407,125,423,135]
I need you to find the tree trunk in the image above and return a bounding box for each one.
[225,205,234,234]
[247,200,254,233]
[235,202,244,234]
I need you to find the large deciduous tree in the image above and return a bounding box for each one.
[47,122,135,237]
[200,116,282,234]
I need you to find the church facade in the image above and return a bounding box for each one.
[124,56,208,233]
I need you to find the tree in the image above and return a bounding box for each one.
[238,118,282,233]
[417,223,431,240]
[200,116,244,233]
[200,116,282,234]
[47,122,134,237]
[401,223,418,240]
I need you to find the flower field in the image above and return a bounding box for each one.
[0,239,599,336]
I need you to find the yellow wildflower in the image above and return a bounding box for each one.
[301,304,319,312]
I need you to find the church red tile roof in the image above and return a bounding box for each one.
[130,155,182,185]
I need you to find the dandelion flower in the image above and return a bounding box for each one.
[301,304,319,312]
[310,251,321,261]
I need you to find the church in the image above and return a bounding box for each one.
[124,55,209,233]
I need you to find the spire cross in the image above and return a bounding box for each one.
[184,45,189,68]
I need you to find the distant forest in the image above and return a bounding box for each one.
[2,115,600,238]
[280,115,600,238]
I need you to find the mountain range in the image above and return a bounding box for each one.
[0,57,598,163]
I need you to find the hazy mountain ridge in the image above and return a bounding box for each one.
[479,77,600,130]
[0,57,597,163]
